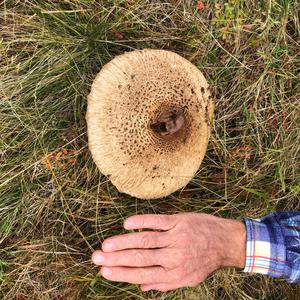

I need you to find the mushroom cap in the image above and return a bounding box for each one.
[86,49,214,199]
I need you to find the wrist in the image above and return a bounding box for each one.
[218,218,246,269]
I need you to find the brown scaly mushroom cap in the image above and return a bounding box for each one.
[86,49,214,199]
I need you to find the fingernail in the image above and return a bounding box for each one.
[92,252,105,265]
[101,267,112,276]
[124,219,134,228]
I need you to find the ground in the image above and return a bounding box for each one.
[0,0,300,299]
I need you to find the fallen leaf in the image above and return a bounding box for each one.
[113,31,123,40]
[243,24,253,31]
[41,148,79,171]
[196,1,205,11]
[282,112,288,130]
[230,145,252,160]
[248,104,254,112]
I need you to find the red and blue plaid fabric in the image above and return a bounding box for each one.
[243,212,300,283]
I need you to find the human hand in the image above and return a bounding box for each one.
[92,213,246,292]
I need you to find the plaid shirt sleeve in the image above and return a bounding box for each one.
[242,212,300,283]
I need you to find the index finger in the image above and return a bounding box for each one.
[124,214,177,230]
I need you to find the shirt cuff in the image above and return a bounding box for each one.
[242,217,286,278]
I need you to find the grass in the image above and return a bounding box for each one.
[0,0,300,299]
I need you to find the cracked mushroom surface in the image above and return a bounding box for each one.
[86,49,214,199]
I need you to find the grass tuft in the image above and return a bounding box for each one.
[1,0,300,299]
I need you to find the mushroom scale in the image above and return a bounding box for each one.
[86,49,213,199]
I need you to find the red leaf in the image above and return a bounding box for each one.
[114,31,123,40]
[196,1,205,11]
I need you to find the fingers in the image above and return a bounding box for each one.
[92,249,166,267]
[100,266,168,284]
[140,282,184,292]
[124,214,177,231]
[101,231,169,252]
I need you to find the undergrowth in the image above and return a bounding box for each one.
[0,0,299,299]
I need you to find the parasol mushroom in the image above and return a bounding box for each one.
[86,49,213,199]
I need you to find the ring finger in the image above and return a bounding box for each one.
[100,266,168,284]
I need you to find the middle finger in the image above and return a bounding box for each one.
[92,248,166,267]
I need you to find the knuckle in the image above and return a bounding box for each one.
[137,269,146,283]
[179,268,186,278]
[165,256,180,269]
[171,268,185,281]
[170,251,185,266]
[177,250,187,262]
[139,234,151,248]
[134,251,144,266]
[178,231,189,243]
